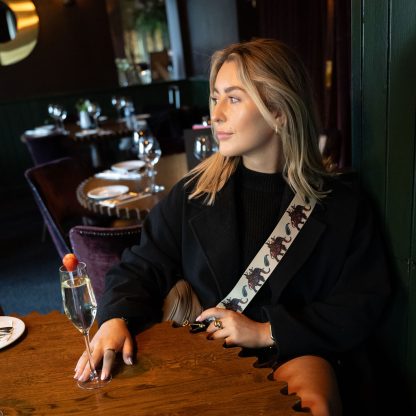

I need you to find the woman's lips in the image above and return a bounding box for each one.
[216,131,233,141]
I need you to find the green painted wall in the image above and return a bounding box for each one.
[351,0,416,411]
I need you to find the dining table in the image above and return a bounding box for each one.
[22,117,143,169]
[76,153,189,222]
[66,118,137,169]
[0,312,305,415]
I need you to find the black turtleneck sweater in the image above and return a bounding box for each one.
[235,163,286,319]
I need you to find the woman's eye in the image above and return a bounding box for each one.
[210,96,218,105]
[230,97,240,104]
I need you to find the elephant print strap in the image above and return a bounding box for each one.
[216,193,316,313]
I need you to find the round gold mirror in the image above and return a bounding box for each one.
[0,0,39,66]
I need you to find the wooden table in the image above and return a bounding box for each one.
[21,120,133,169]
[67,119,134,169]
[77,153,188,221]
[66,119,132,145]
[0,312,303,415]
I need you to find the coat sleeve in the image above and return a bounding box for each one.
[262,193,391,361]
[96,181,186,330]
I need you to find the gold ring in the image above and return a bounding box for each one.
[213,319,223,329]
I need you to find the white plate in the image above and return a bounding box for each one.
[0,316,25,349]
[87,185,129,200]
[111,160,146,173]
[136,113,150,120]
[35,124,55,130]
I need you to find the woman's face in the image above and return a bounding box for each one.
[211,60,282,173]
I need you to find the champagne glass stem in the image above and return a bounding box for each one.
[147,162,155,191]
[82,332,98,380]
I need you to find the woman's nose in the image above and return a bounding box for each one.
[211,101,226,123]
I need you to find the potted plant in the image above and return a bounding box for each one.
[76,99,92,129]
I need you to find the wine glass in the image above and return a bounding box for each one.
[135,130,164,193]
[58,109,67,131]
[193,134,218,161]
[111,96,127,121]
[87,102,101,129]
[48,104,64,131]
[59,262,111,389]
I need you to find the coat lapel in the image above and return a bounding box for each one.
[188,176,241,298]
[188,175,327,303]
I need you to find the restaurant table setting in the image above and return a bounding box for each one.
[0,254,304,414]
[76,158,167,221]
[76,149,188,221]
[94,160,146,180]
[0,311,303,414]
[23,124,63,137]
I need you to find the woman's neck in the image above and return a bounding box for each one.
[241,137,285,173]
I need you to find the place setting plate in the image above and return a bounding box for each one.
[87,185,129,200]
[0,316,25,350]
[111,160,146,173]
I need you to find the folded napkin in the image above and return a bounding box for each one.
[95,170,142,180]
[25,128,56,137]
[75,129,113,138]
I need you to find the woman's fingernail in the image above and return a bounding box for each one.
[101,371,107,380]
[195,315,201,322]
[127,357,133,365]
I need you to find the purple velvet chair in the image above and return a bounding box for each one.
[24,157,95,258]
[23,132,72,166]
[69,224,142,303]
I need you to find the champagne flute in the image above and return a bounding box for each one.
[193,134,218,161]
[135,130,164,193]
[60,262,111,389]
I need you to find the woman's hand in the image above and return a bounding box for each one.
[196,308,274,349]
[74,318,134,382]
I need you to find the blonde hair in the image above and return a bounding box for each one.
[186,38,329,205]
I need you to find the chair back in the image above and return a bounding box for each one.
[25,157,92,258]
[69,224,142,303]
[23,132,71,166]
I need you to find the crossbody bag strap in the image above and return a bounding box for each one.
[216,193,316,313]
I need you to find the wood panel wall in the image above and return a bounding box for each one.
[351,0,416,412]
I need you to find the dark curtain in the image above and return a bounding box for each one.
[331,0,351,168]
[255,0,351,169]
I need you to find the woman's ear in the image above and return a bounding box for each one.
[274,113,286,132]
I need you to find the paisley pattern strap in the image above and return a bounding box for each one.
[216,193,316,313]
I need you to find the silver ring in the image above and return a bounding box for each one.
[213,319,223,329]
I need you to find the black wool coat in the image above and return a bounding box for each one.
[98,173,390,362]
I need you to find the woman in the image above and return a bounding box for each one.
[75,39,390,415]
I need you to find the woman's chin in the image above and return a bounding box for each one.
[218,146,240,158]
